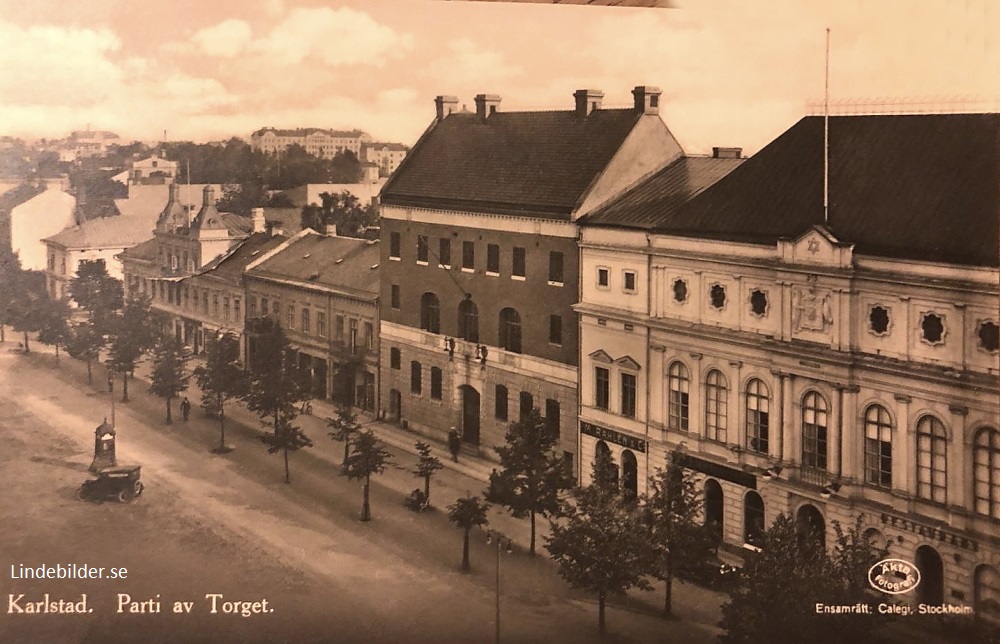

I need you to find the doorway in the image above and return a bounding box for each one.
[460,386,481,445]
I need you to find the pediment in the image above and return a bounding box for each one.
[589,349,613,363]
[781,225,853,268]
[615,355,641,371]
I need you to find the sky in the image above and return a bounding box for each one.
[1,0,998,155]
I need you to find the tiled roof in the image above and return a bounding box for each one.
[658,113,1000,267]
[43,214,157,249]
[581,156,744,228]
[252,128,368,138]
[221,213,252,236]
[118,237,159,261]
[196,233,288,284]
[380,109,643,217]
[249,233,380,298]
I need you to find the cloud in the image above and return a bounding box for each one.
[422,37,523,89]
[191,19,252,58]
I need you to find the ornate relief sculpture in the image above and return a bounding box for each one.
[792,283,833,332]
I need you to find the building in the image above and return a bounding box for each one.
[125,153,178,186]
[577,113,1000,619]
[68,130,121,158]
[362,142,409,177]
[250,128,372,159]
[0,181,77,271]
[377,87,684,468]
[245,229,381,410]
[280,179,385,210]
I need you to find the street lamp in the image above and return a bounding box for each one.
[107,374,116,428]
[486,530,513,644]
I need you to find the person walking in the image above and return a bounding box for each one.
[448,427,461,463]
[180,397,191,422]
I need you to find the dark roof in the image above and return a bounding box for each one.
[197,233,288,284]
[118,237,159,261]
[658,113,1000,267]
[262,207,303,235]
[380,109,643,217]
[43,214,156,249]
[249,233,380,298]
[581,156,744,228]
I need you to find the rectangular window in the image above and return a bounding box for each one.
[335,315,344,342]
[260,297,268,317]
[234,298,241,322]
[416,235,428,263]
[365,322,374,350]
[545,399,560,438]
[317,312,326,337]
[391,284,400,309]
[430,367,442,400]
[487,244,500,274]
[519,391,534,421]
[462,241,474,270]
[512,247,526,278]
[390,232,401,259]
[410,361,422,394]
[390,347,401,370]
[595,367,610,410]
[597,267,610,288]
[301,308,311,333]
[623,270,637,292]
[549,315,562,345]
[223,296,230,322]
[212,294,219,317]
[549,251,564,284]
[349,319,358,351]
[495,385,508,421]
[439,238,451,267]
[621,373,637,418]
[287,306,295,329]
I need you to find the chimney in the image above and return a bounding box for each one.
[324,224,337,236]
[712,147,743,159]
[251,207,266,233]
[632,85,662,115]
[474,94,502,120]
[574,89,604,117]
[435,95,459,121]
[271,226,284,237]
[202,184,215,206]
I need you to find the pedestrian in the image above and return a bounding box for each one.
[448,427,461,463]
[180,396,191,422]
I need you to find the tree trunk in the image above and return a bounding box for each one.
[165,397,172,424]
[1,323,5,342]
[284,447,290,484]
[219,399,226,450]
[361,476,371,521]
[424,474,431,502]
[343,441,350,472]
[461,529,470,572]
[598,591,606,633]
[22,330,30,353]
[530,510,536,556]
[664,562,673,617]
[86,360,92,384]
[121,373,129,402]
[55,344,60,363]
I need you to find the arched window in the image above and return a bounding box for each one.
[974,564,1000,626]
[744,492,765,547]
[594,440,617,489]
[458,298,479,342]
[705,370,728,443]
[916,415,947,504]
[499,308,522,353]
[667,362,689,431]
[745,379,770,454]
[974,427,1000,520]
[420,292,440,334]
[864,405,893,489]
[801,391,828,471]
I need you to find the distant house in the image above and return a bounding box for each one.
[0,181,77,271]
[281,180,386,209]
[69,130,121,158]
[361,142,409,177]
[126,153,178,186]
[250,128,372,159]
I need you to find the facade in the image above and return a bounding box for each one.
[361,142,409,177]
[127,153,178,185]
[577,113,1000,619]
[281,180,385,209]
[68,130,120,157]
[245,231,381,410]
[378,87,685,469]
[250,128,372,158]
[0,182,77,271]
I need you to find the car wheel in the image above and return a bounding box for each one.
[135,482,144,496]
[118,489,133,503]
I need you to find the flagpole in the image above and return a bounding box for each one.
[824,27,830,227]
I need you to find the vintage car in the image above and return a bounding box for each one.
[78,466,144,503]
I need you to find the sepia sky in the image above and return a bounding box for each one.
[1,0,998,154]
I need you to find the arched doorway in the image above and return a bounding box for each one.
[704,479,724,543]
[459,386,480,445]
[796,504,826,551]
[594,441,617,489]
[388,389,401,422]
[744,491,765,547]
[915,545,944,605]
[621,450,638,501]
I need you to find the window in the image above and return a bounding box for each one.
[390,347,401,369]
[391,285,400,309]
[349,319,358,351]
[47,254,55,271]
[335,315,344,342]
[462,241,475,270]
[745,379,770,454]
[921,312,945,344]
[390,232,401,259]
[410,361,422,394]
[498,308,521,353]
[621,373,637,418]
[709,284,727,310]
[545,399,560,438]
[458,298,479,342]
[519,391,534,420]
[416,235,428,263]
[801,392,829,470]
[317,311,325,337]
[223,296,231,322]
[667,362,690,431]
[978,320,1000,353]
[301,308,311,333]
[495,385,508,421]
[512,247,526,278]
[597,267,610,288]
[623,270,637,293]
[549,252,563,284]
[672,279,688,303]
[430,367,443,400]
[260,297,268,316]
[869,306,890,335]
[487,244,500,274]
[864,405,893,489]
[234,298,241,322]
[439,238,451,267]
[549,315,562,345]
[974,427,1000,520]
[750,289,768,317]
[744,492,765,547]
[213,294,220,318]
[595,367,610,410]
[420,293,440,333]
[287,306,295,329]
[364,322,374,349]
[705,370,728,443]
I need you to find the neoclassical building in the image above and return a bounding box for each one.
[577,113,1000,620]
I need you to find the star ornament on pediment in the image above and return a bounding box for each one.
[806,239,821,254]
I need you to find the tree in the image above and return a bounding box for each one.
[301,191,376,238]
[36,296,72,362]
[148,336,191,424]
[244,316,311,483]
[412,441,444,505]
[485,407,574,555]
[545,473,655,634]
[8,269,48,352]
[343,430,392,521]
[0,246,25,343]
[68,260,123,333]
[447,495,490,572]
[193,332,248,452]
[106,295,158,402]
[643,458,717,617]
[326,402,362,471]
[65,319,104,384]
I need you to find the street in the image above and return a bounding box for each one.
[0,342,724,644]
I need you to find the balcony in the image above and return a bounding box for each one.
[797,466,831,488]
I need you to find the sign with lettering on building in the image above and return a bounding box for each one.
[580,421,646,453]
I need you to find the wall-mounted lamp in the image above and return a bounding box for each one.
[443,337,455,360]
[475,344,488,367]
[762,466,783,480]
[820,482,842,499]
